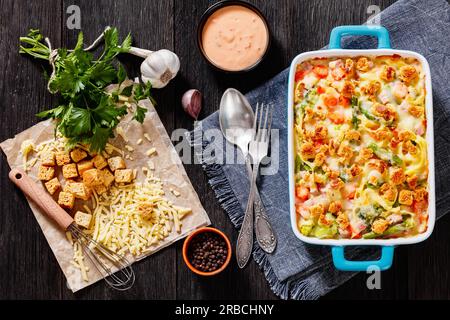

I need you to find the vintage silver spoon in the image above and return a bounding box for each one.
[219,88,277,261]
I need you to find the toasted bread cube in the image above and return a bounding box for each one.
[100,169,115,188]
[64,181,91,200]
[55,151,71,166]
[44,177,61,195]
[82,169,103,187]
[93,184,107,195]
[114,169,133,183]
[62,163,78,179]
[138,202,155,220]
[92,154,108,170]
[40,151,55,166]
[74,211,92,229]
[77,159,94,176]
[38,165,55,181]
[70,148,88,163]
[399,190,414,206]
[58,191,75,209]
[107,156,126,172]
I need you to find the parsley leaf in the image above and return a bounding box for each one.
[116,64,126,85]
[120,84,133,97]
[19,27,155,152]
[64,107,92,136]
[134,105,147,123]
[89,127,113,152]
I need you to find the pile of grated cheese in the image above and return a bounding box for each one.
[85,168,191,257]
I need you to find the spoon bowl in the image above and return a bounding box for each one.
[219,88,254,154]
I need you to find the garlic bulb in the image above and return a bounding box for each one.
[139,49,180,89]
[74,27,181,89]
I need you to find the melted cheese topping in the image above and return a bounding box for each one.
[293,55,428,240]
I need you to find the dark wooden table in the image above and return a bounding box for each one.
[1,0,449,300]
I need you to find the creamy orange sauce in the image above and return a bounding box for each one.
[201,5,269,71]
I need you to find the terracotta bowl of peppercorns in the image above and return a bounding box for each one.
[182,227,232,276]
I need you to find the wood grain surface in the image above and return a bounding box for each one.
[1,0,449,300]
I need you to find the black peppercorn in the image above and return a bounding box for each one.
[188,232,228,273]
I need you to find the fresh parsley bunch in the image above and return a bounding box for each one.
[19,28,154,152]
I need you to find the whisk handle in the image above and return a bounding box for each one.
[9,168,74,230]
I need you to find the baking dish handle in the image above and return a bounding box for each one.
[331,246,394,271]
[329,25,391,49]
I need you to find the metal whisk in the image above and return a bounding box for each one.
[68,224,135,290]
[9,168,135,291]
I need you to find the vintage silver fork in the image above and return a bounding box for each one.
[236,102,273,268]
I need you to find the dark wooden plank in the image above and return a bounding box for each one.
[59,0,176,299]
[0,0,63,299]
[407,214,450,299]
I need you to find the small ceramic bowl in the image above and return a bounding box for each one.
[196,0,271,73]
[182,227,232,276]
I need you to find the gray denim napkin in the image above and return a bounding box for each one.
[189,0,450,299]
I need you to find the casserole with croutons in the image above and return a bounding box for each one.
[288,25,435,271]
[292,55,430,240]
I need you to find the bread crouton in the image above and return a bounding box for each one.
[55,151,71,166]
[70,148,88,163]
[336,212,350,229]
[380,183,397,202]
[93,184,107,195]
[356,57,371,72]
[44,177,61,195]
[408,104,424,118]
[77,159,94,176]
[74,211,92,229]
[380,65,396,82]
[38,165,55,181]
[114,169,133,183]
[361,80,381,97]
[82,169,103,187]
[399,190,414,206]
[345,130,361,141]
[138,202,156,220]
[314,152,326,166]
[92,154,108,170]
[62,163,78,179]
[107,156,126,172]
[399,65,417,84]
[372,219,389,234]
[390,167,405,185]
[40,151,55,166]
[308,204,325,218]
[414,188,428,202]
[300,142,315,160]
[328,201,342,214]
[100,169,115,188]
[64,181,91,200]
[58,191,75,209]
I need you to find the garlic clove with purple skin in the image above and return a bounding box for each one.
[182,89,202,120]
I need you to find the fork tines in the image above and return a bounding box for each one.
[254,102,273,142]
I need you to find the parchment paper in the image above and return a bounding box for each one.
[0,99,211,292]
